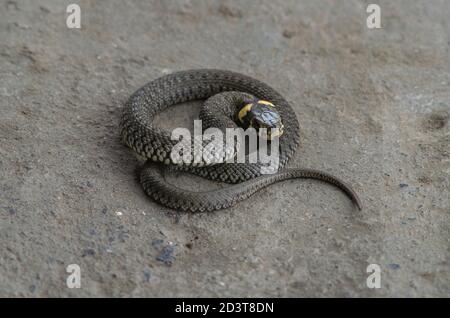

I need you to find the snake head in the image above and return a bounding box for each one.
[237,99,284,140]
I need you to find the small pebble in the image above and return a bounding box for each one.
[156,245,175,266]
[143,270,151,282]
[82,248,96,257]
[388,263,401,270]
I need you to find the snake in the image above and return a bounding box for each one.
[120,69,362,212]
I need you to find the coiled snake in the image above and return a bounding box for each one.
[120,69,362,212]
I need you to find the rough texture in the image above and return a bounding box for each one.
[0,0,449,297]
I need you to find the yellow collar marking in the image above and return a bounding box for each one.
[238,103,254,123]
[257,100,275,107]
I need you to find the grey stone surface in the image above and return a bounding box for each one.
[0,0,448,297]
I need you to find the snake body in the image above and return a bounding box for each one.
[120,69,362,212]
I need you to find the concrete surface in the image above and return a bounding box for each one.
[0,0,449,297]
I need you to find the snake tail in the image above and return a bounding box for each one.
[140,163,362,213]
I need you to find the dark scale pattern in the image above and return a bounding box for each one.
[120,69,361,212]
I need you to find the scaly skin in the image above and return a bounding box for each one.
[120,69,362,212]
